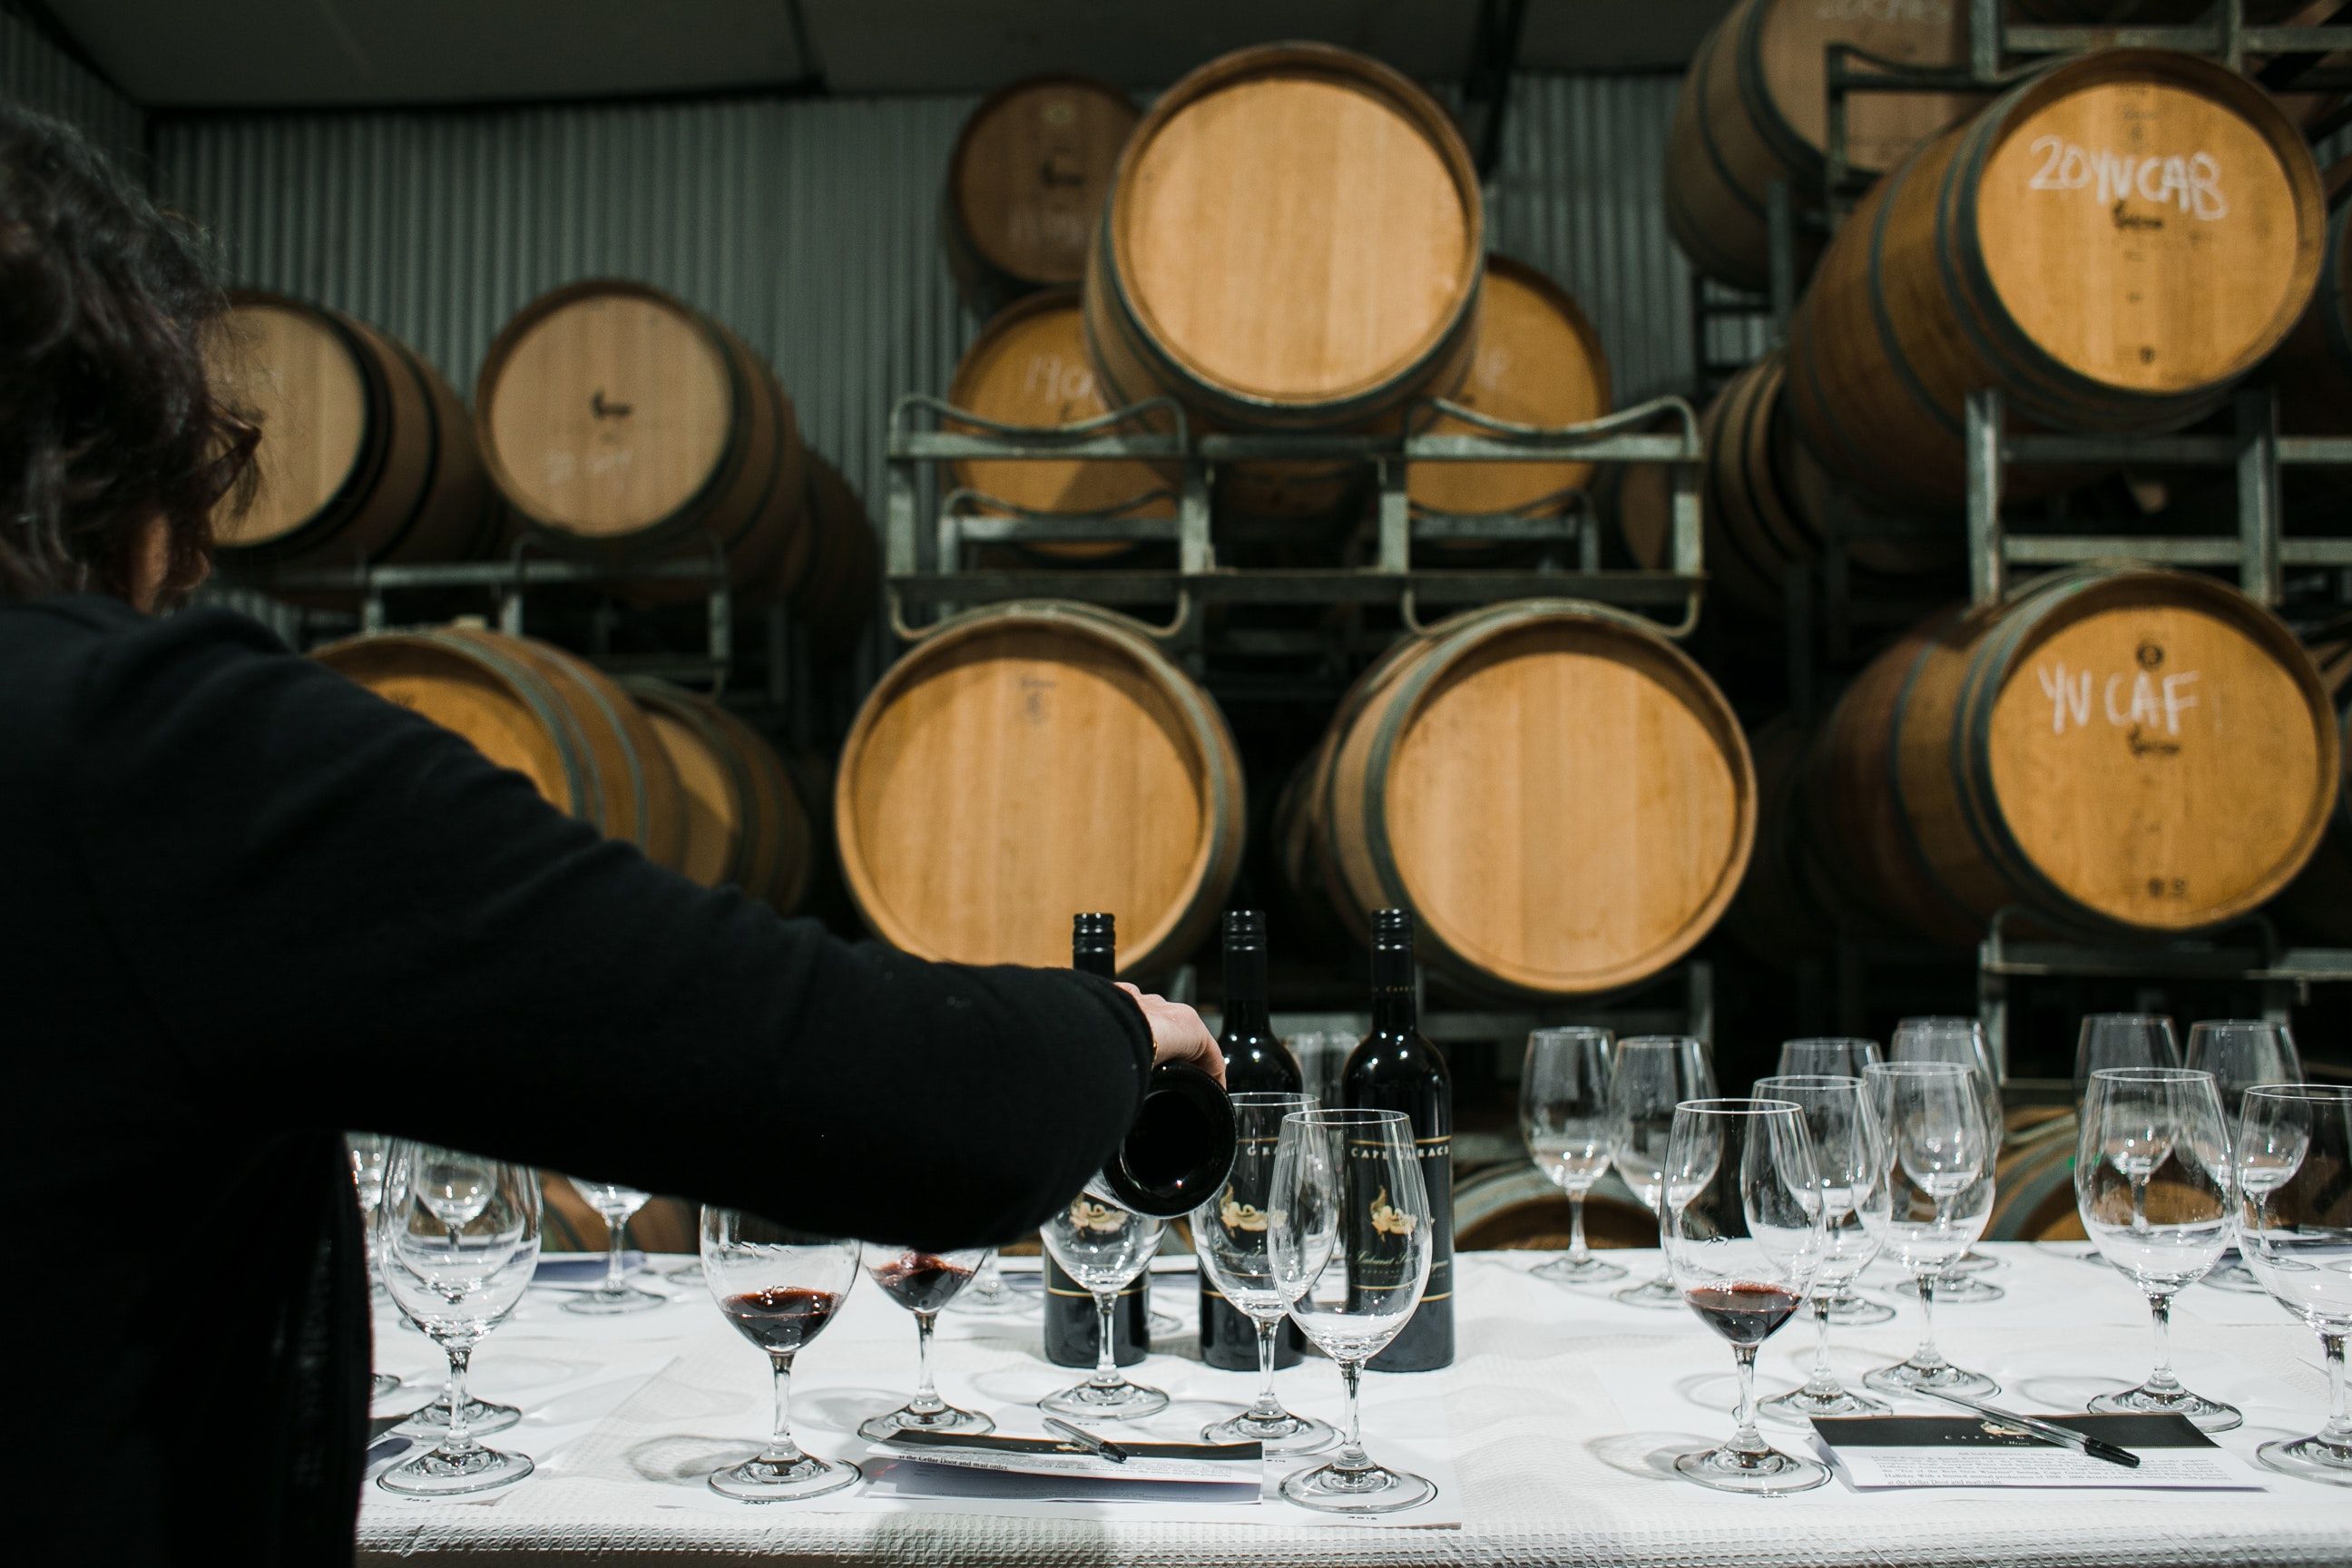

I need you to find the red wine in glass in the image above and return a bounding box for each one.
[721,1287,841,1355]
[1684,1282,1802,1347]
[871,1254,976,1316]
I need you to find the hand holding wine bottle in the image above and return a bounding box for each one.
[1116,981,1226,1086]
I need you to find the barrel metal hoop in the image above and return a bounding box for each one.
[1695,21,1776,225]
[421,630,602,833]
[223,303,392,564]
[1730,1,1820,184]
[359,338,451,568]
[1869,153,1964,445]
[1787,312,1934,514]
[2325,201,2352,380]
[1878,615,1995,939]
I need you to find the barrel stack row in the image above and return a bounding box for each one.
[207,285,876,647]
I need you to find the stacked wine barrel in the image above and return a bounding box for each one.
[2272,616,2352,942]
[941,76,1140,318]
[474,279,874,642]
[206,292,496,576]
[313,626,823,914]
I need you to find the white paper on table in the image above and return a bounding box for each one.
[1814,1414,2269,1492]
[877,1428,1262,1489]
[869,1457,1263,1506]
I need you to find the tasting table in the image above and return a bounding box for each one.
[361,1243,2352,1565]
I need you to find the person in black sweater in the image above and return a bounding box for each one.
[0,103,1220,1563]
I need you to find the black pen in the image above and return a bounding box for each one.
[1917,1388,2141,1468]
[1043,1416,1129,1464]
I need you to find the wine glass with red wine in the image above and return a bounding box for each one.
[699,1208,862,1502]
[1661,1099,1829,1496]
[856,1244,995,1441]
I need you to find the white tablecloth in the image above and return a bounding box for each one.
[360,1243,2352,1564]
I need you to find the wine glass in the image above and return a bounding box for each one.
[1520,1027,1626,1285]
[856,1245,994,1441]
[376,1143,542,1496]
[1039,1195,1168,1419]
[2080,1014,2182,1081]
[1889,1016,2004,1298]
[1860,1062,2000,1398]
[564,1177,665,1315]
[2235,1085,2352,1485]
[1608,1036,1717,1308]
[1269,1107,1436,1513]
[1287,1031,1352,1110]
[348,1133,402,1398]
[2076,1067,2239,1430]
[1778,1038,1881,1077]
[2187,1021,2303,1293]
[700,1207,862,1501]
[1662,1099,1829,1495]
[946,1249,1031,1316]
[1755,1075,1889,1422]
[1192,1092,1338,1455]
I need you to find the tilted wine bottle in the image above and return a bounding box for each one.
[1200,909,1307,1372]
[1044,911,1151,1368]
[1341,907,1454,1371]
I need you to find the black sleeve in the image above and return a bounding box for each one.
[62,606,1149,1250]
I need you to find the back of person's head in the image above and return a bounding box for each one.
[0,101,248,603]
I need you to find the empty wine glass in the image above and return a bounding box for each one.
[1778,1037,1881,1077]
[2076,1067,2239,1430]
[701,1208,861,1501]
[348,1133,402,1399]
[2188,1021,2303,1293]
[1663,1099,1829,1495]
[1890,1016,2004,1298]
[1192,1092,1337,1455]
[1520,1027,1626,1285]
[1039,1195,1168,1419]
[562,1177,665,1315]
[947,1249,1031,1316]
[1755,1075,1889,1422]
[1861,1062,1999,1398]
[1269,1107,1436,1513]
[1609,1036,1717,1308]
[857,1244,993,1441]
[376,1143,542,1496]
[2080,1014,2182,1081]
[2236,1085,2352,1486]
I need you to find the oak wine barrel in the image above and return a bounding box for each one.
[1406,255,1611,524]
[314,625,687,868]
[208,293,495,572]
[1452,1166,1658,1252]
[1081,43,1484,438]
[1787,49,2325,514]
[1664,0,1979,291]
[626,681,818,916]
[942,76,1140,318]
[1279,600,1755,999]
[475,279,808,603]
[946,289,1179,559]
[2271,617,2352,943]
[1812,566,2337,946]
[835,602,1245,974]
[2267,157,2352,434]
[794,456,879,652]
[1984,1106,2088,1244]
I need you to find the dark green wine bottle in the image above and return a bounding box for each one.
[1044,912,1151,1368]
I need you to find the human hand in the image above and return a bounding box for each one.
[1116,983,1225,1086]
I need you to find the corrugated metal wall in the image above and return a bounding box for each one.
[150,73,1730,510]
[1,9,144,167]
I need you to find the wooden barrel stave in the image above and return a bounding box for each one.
[627,680,817,915]
[2267,156,2352,435]
[1452,1165,1660,1252]
[796,456,878,652]
[834,601,1245,975]
[942,76,1140,318]
[2270,619,2352,942]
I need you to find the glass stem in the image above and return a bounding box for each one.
[1730,1344,1765,1453]
[1803,1295,1840,1396]
[910,1310,943,1413]
[1331,1358,1373,1474]
[1090,1291,1122,1388]
[2144,1291,2181,1393]
[2130,1172,2150,1233]
[765,1352,805,1464]
[1246,1315,1286,1421]
[1567,1191,1591,1265]
[603,1213,628,1296]
[441,1344,477,1455]
[2322,1332,2352,1444]
[1914,1271,1948,1371]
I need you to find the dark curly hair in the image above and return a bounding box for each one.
[0,101,252,603]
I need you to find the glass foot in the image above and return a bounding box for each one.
[857,1401,995,1442]
[1202,1407,1338,1456]
[2089,1382,2242,1432]
[948,1282,1035,1316]
[2258,1434,2352,1485]
[1675,1439,1830,1495]
[1280,1457,1437,1514]
[1533,1253,1627,1285]
[1946,1249,2002,1275]
[1820,1291,1896,1327]
[709,1451,862,1502]
[371,1372,403,1399]
[1759,1382,1889,1424]
[1041,1377,1170,1420]
[397,1396,521,1437]
[377,1443,533,1497]
[1892,1273,2004,1305]
[1612,1274,1682,1310]
[1864,1358,1998,1398]
[562,1281,669,1315]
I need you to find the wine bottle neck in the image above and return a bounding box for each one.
[1221,942,1268,1034]
[1370,949,1416,1033]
